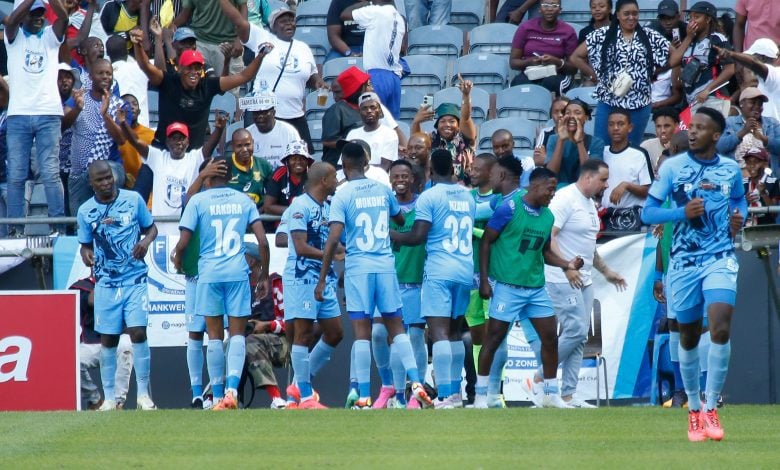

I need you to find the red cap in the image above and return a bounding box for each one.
[337,66,371,99]
[166,122,189,138]
[179,50,205,68]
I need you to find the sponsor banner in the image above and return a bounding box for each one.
[0,291,80,411]
[0,239,31,276]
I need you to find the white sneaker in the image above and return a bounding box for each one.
[136,395,157,410]
[434,397,454,409]
[270,397,287,409]
[522,378,544,408]
[449,393,464,408]
[487,393,506,409]
[202,397,214,410]
[541,393,569,409]
[565,397,597,409]
[98,399,117,411]
[474,394,488,409]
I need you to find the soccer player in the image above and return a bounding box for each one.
[77,160,158,411]
[283,163,344,409]
[475,167,583,409]
[391,149,476,409]
[315,142,433,409]
[173,156,271,411]
[642,108,746,442]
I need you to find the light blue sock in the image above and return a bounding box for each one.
[488,339,507,396]
[309,340,335,378]
[409,327,428,379]
[291,344,313,399]
[372,323,393,386]
[207,339,225,399]
[543,378,559,395]
[669,331,683,391]
[355,340,372,398]
[705,341,730,411]
[99,346,117,401]
[390,342,407,391]
[432,340,452,398]
[678,345,701,411]
[349,342,358,391]
[187,338,204,398]
[226,336,245,392]
[450,340,465,395]
[392,333,420,383]
[131,341,152,397]
[698,333,711,392]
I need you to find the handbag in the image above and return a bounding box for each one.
[603,206,644,232]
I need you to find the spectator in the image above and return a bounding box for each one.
[341,0,406,120]
[492,0,540,25]
[326,0,365,62]
[668,2,735,114]
[545,99,605,188]
[570,0,671,147]
[57,64,80,216]
[743,147,780,226]
[411,77,476,183]
[245,90,301,169]
[106,34,150,127]
[219,1,325,153]
[335,138,392,188]
[46,0,98,66]
[224,128,274,209]
[4,0,69,236]
[647,0,687,44]
[733,0,780,53]
[345,92,398,169]
[491,128,535,189]
[404,0,450,31]
[63,58,127,215]
[405,132,431,170]
[715,39,780,122]
[130,28,270,149]
[148,24,211,77]
[646,1,685,111]
[716,87,780,171]
[264,140,313,217]
[100,0,142,36]
[577,0,613,44]
[509,0,578,95]
[601,108,653,210]
[642,107,680,171]
[118,93,154,189]
[77,36,120,96]
[534,95,570,165]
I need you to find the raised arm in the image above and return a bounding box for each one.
[218,0,250,43]
[202,110,227,159]
[49,0,70,39]
[218,42,273,92]
[67,0,97,50]
[340,0,369,21]
[457,75,477,142]
[130,28,164,87]
[714,45,769,81]
[116,107,149,157]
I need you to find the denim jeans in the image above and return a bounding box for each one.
[6,115,64,233]
[404,0,451,30]
[594,102,652,148]
[0,182,7,237]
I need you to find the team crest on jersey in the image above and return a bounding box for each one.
[303,300,312,310]
[721,183,730,196]
[243,182,252,192]
[699,179,717,191]
[24,51,45,74]
[292,212,304,219]
[253,170,262,182]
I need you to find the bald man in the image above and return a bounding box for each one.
[491,129,535,189]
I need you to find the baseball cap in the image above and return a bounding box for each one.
[686,1,716,17]
[657,0,679,17]
[281,140,314,164]
[173,27,197,43]
[178,49,205,68]
[57,63,82,89]
[739,87,769,103]
[269,7,295,27]
[744,147,769,161]
[248,90,277,112]
[358,92,380,107]
[166,122,189,138]
[30,0,46,11]
[745,38,780,59]
[336,66,371,99]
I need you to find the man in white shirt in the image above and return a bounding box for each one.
[4,0,70,235]
[106,34,150,127]
[602,109,653,209]
[244,90,301,169]
[346,92,398,170]
[716,39,780,122]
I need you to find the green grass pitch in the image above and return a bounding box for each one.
[1,406,778,468]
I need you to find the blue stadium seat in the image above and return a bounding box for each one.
[147,90,159,130]
[496,84,553,124]
[295,0,329,27]
[210,93,237,126]
[321,57,363,84]
[468,23,517,59]
[709,0,737,16]
[402,54,448,96]
[478,117,538,152]
[449,0,484,32]
[433,86,490,126]
[407,24,463,65]
[294,26,329,65]
[451,53,508,94]
[570,22,586,38]
[305,89,335,122]
[644,117,657,140]
[566,86,598,107]
[400,88,425,123]
[396,120,410,140]
[308,119,323,154]
[559,9,594,25]
[638,0,663,22]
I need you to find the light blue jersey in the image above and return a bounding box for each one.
[179,187,261,283]
[285,193,336,285]
[416,183,475,284]
[77,189,154,287]
[330,178,400,274]
[647,152,745,261]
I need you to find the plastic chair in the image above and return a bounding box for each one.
[452,53,508,94]
[321,57,363,84]
[294,0,329,27]
[305,89,335,122]
[583,298,610,407]
[559,9,594,25]
[294,26,329,65]
[308,119,323,154]
[433,86,490,126]
[478,117,538,152]
[407,24,463,65]
[399,88,425,123]
[496,84,553,124]
[468,23,517,59]
[566,86,599,107]
[402,54,448,96]
[449,0,483,32]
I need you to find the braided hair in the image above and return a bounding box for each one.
[599,0,654,84]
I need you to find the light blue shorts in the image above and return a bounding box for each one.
[283,280,341,321]
[488,282,554,323]
[196,280,251,318]
[94,282,148,335]
[400,283,423,326]
[667,254,738,324]
[421,278,470,319]
[185,277,206,332]
[345,272,402,319]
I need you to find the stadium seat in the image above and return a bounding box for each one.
[221,121,245,155]
[407,24,463,65]
[308,119,323,154]
[643,118,657,140]
[468,23,517,59]
[570,22,586,38]
[295,0,329,27]
[565,86,598,107]
[294,26,329,65]
[399,88,425,123]
[210,93,237,127]
[433,86,490,126]
[147,90,159,130]
[638,0,663,21]
[396,120,410,140]
[451,53,508,94]
[709,0,737,16]
[583,298,609,407]
[449,0,484,32]
[477,117,537,152]
[305,89,335,122]
[321,57,363,84]
[496,84,553,124]
[559,9,593,25]
[402,54,448,96]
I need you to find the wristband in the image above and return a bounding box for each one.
[472,227,485,239]
[653,270,663,282]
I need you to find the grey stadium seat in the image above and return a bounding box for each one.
[496,84,553,124]
[451,53,508,94]
[478,117,538,152]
